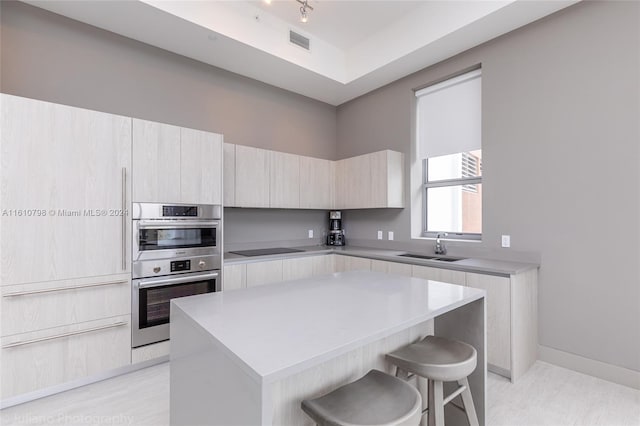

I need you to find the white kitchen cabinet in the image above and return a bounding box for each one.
[133,118,222,205]
[334,255,372,272]
[270,151,300,208]
[370,150,404,208]
[282,257,314,281]
[299,156,332,209]
[411,265,466,286]
[1,94,132,285]
[132,119,181,203]
[371,260,412,276]
[223,263,247,291]
[1,274,130,337]
[465,272,511,372]
[223,143,236,206]
[180,127,223,205]
[335,150,404,209]
[465,269,538,381]
[0,315,131,399]
[235,145,270,208]
[335,154,371,209]
[246,260,283,287]
[313,254,335,276]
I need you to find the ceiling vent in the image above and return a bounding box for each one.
[289,30,310,50]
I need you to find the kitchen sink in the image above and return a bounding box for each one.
[397,253,466,262]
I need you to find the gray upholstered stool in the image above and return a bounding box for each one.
[301,369,422,426]
[386,335,479,426]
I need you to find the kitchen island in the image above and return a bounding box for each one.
[170,271,486,426]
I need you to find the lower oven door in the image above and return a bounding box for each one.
[132,270,220,348]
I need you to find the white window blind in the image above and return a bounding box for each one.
[416,69,481,159]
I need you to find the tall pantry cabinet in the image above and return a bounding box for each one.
[0,94,132,400]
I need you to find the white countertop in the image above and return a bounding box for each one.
[224,245,539,276]
[171,271,485,384]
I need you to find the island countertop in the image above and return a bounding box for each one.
[171,270,485,384]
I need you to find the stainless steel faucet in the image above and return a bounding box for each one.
[435,233,448,255]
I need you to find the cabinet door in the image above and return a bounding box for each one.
[223,143,236,207]
[223,264,246,291]
[466,273,511,371]
[342,154,371,209]
[312,255,334,276]
[235,145,270,208]
[1,274,130,337]
[0,315,131,399]
[411,265,466,286]
[246,260,283,287]
[180,128,222,205]
[370,150,404,208]
[1,95,132,285]
[335,256,372,272]
[300,156,332,209]
[270,151,300,208]
[371,260,412,277]
[132,119,181,203]
[282,257,314,281]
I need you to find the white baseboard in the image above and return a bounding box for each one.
[0,356,169,410]
[539,345,640,390]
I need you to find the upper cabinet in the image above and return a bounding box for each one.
[225,145,403,210]
[270,151,300,208]
[300,156,334,209]
[335,150,404,209]
[132,119,222,204]
[1,94,132,285]
[234,145,270,208]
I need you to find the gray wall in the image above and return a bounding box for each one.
[337,1,640,372]
[0,1,336,160]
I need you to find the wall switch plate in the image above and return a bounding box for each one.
[501,235,511,248]
[308,229,314,238]
[388,231,394,241]
[377,230,383,240]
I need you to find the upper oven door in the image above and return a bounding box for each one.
[134,220,220,261]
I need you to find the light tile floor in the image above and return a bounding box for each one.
[2,361,638,425]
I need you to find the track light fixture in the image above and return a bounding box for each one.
[296,0,313,23]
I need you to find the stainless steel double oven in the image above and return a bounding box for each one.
[132,203,221,348]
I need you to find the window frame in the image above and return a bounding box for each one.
[422,157,482,240]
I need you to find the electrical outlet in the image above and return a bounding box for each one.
[388,231,394,241]
[501,235,511,248]
[308,229,314,238]
[377,230,383,240]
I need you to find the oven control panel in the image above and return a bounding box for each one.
[133,255,220,279]
[170,260,191,272]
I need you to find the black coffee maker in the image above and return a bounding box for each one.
[327,211,345,246]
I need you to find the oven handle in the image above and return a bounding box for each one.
[137,220,219,230]
[137,271,220,289]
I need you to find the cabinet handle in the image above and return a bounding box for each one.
[122,167,127,271]
[2,321,128,349]
[3,280,128,298]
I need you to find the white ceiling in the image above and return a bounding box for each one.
[24,0,579,106]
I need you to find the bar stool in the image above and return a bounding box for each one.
[386,336,479,426]
[301,369,422,426]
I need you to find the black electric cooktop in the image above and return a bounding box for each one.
[229,247,306,257]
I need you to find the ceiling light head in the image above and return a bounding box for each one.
[296,0,313,23]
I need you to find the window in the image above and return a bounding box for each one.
[416,69,482,239]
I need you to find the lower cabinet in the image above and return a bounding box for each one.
[223,263,247,291]
[411,265,466,286]
[0,274,132,401]
[246,260,284,288]
[1,315,131,399]
[334,255,372,272]
[371,260,412,276]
